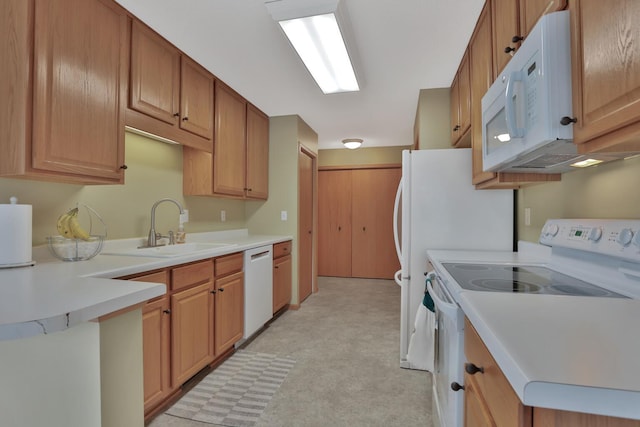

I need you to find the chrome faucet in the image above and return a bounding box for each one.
[147,198,185,247]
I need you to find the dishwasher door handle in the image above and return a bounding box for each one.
[250,250,271,261]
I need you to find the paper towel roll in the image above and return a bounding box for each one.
[0,199,32,267]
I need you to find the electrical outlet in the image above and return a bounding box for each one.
[281,211,288,221]
[220,210,226,222]
[524,207,531,226]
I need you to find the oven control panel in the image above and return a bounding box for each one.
[539,219,640,262]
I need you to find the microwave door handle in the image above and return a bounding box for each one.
[505,71,525,138]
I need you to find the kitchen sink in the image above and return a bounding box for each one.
[102,242,237,258]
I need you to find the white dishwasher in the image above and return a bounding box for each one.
[243,245,273,339]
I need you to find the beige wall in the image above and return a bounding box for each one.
[0,132,245,245]
[517,155,640,242]
[416,88,451,150]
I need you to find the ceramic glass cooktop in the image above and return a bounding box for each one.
[441,263,626,298]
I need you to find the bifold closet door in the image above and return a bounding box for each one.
[318,170,352,277]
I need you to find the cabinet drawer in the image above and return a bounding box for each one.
[464,318,531,427]
[127,270,168,303]
[273,241,292,259]
[214,252,243,277]
[171,259,213,291]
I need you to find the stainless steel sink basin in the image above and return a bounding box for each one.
[102,242,236,258]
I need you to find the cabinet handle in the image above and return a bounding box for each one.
[163,309,171,314]
[173,112,180,118]
[119,164,128,170]
[560,116,577,126]
[452,125,460,131]
[218,288,225,293]
[182,116,189,121]
[512,35,524,43]
[451,382,465,392]
[465,363,484,375]
[210,289,216,294]
[504,46,516,54]
[275,265,279,269]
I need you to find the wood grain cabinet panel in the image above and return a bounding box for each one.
[570,0,640,154]
[492,0,521,74]
[520,0,567,37]
[450,51,471,148]
[246,103,270,200]
[273,241,292,314]
[130,20,180,125]
[214,271,244,355]
[2,0,127,184]
[180,56,214,140]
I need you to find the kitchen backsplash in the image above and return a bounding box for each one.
[0,133,245,245]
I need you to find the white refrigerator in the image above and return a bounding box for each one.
[394,149,513,370]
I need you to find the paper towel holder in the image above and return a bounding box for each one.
[0,196,35,269]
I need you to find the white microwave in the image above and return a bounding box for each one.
[481,11,577,173]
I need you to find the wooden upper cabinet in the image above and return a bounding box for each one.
[127,20,213,151]
[492,0,521,75]
[214,80,247,197]
[520,0,567,38]
[18,0,127,183]
[569,0,640,154]
[451,50,471,147]
[130,20,180,126]
[180,56,214,140]
[245,103,269,200]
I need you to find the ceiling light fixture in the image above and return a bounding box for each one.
[342,138,363,149]
[265,0,360,94]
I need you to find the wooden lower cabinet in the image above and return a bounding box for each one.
[464,317,640,426]
[273,241,292,313]
[128,270,172,414]
[214,253,244,355]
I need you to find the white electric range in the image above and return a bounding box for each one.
[426,219,640,427]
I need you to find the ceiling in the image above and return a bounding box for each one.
[114,0,485,150]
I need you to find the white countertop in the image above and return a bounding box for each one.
[460,292,640,419]
[0,229,291,340]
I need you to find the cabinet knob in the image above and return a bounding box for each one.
[362,227,366,232]
[465,363,484,375]
[182,116,189,121]
[218,288,225,293]
[451,382,465,392]
[210,290,216,294]
[338,226,342,231]
[163,309,171,314]
[119,164,128,170]
[173,112,180,118]
[512,35,524,43]
[453,125,460,131]
[274,265,279,269]
[560,116,577,126]
[504,46,516,54]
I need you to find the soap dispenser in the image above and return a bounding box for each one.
[176,222,186,244]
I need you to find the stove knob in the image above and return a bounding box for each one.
[588,227,602,242]
[545,223,559,237]
[617,228,634,247]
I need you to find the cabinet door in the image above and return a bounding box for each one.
[130,20,180,125]
[180,56,214,140]
[128,270,171,413]
[351,168,401,279]
[458,52,472,140]
[246,104,269,200]
[470,3,498,186]
[214,81,247,197]
[171,282,214,386]
[464,375,497,427]
[273,254,292,313]
[570,0,640,152]
[450,73,461,145]
[214,271,244,355]
[520,0,567,37]
[492,0,521,74]
[318,170,352,277]
[31,0,126,181]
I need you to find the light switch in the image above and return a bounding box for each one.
[220,210,226,222]
[281,211,288,221]
[524,207,531,226]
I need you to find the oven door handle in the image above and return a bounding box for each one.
[427,277,458,319]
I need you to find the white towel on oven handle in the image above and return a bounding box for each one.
[407,273,435,372]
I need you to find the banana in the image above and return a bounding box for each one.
[56,207,91,240]
[56,208,76,238]
[68,214,91,240]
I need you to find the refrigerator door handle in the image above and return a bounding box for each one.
[394,269,402,286]
[393,177,403,265]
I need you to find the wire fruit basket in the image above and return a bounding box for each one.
[47,203,107,261]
